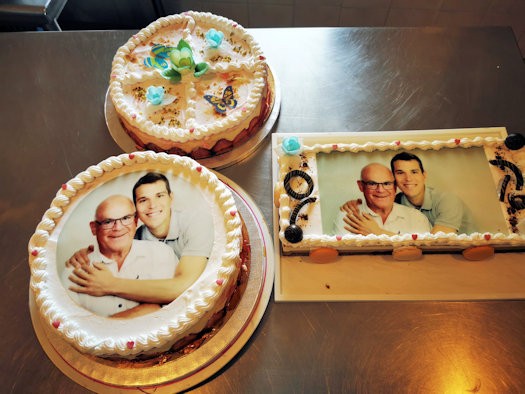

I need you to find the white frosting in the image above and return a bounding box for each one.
[28,152,242,358]
[109,11,268,153]
[276,136,525,253]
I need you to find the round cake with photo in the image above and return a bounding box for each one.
[29,152,246,360]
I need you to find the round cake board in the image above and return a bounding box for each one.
[105,65,281,170]
[29,174,274,393]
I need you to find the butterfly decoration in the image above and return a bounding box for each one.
[204,85,238,114]
[143,44,175,70]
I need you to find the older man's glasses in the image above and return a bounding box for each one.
[361,180,395,190]
[95,213,136,229]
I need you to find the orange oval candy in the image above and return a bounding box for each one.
[462,245,495,261]
[273,186,280,208]
[392,246,423,261]
[309,248,339,263]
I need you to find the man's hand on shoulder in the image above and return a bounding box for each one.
[340,199,362,216]
[65,245,94,269]
[68,262,116,297]
[343,211,395,236]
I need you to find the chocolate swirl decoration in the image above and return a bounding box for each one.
[490,158,525,211]
[284,170,314,200]
[489,159,523,190]
[283,170,318,243]
[498,175,511,202]
[284,197,317,243]
[509,194,525,210]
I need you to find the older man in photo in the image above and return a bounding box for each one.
[66,172,214,304]
[340,153,477,234]
[333,163,431,236]
[62,195,178,318]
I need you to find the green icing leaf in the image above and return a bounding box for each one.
[194,62,209,77]
[177,39,192,51]
[161,68,181,83]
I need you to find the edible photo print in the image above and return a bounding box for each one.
[56,170,214,317]
[316,146,509,237]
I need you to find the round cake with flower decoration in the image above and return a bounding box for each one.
[109,11,273,159]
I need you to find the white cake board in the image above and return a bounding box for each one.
[272,128,525,302]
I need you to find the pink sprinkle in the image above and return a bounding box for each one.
[111,74,116,79]
[216,278,224,286]
[484,233,491,240]
[129,153,135,159]
[336,235,342,241]
[454,138,461,145]
[189,128,195,133]
[395,141,401,146]
[233,23,238,28]
[412,234,418,240]
[52,320,60,329]
[259,55,266,60]
[61,184,67,190]
[332,144,338,150]
[242,107,247,112]
[133,35,138,39]
[31,250,38,257]
[230,210,237,216]
[127,341,135,349]
[196,166,202,172]
[131,114,137,119]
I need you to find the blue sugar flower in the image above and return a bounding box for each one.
[146,86,165,105]
[206,28,224,48]
[282,136,302,155]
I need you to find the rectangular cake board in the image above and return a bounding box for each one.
[271,128,525,302]
[274,252,525,301]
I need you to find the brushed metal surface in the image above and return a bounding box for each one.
[1,27,524,393]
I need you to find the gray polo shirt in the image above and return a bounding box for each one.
[397,186,477,234]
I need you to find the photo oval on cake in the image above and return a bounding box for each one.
[56,170,214,318]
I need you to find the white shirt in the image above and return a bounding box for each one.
[62,240,178,317]
[333,202,432,235]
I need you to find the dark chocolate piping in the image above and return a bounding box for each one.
[489,159,523,190]
[284,170,314,200]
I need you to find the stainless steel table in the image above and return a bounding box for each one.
[1,27,525,393]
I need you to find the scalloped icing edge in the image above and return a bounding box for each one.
[276,135,525,253]
[28,151,242,358]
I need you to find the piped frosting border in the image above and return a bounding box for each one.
[276,134,525,253]
[28,151,242,358]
